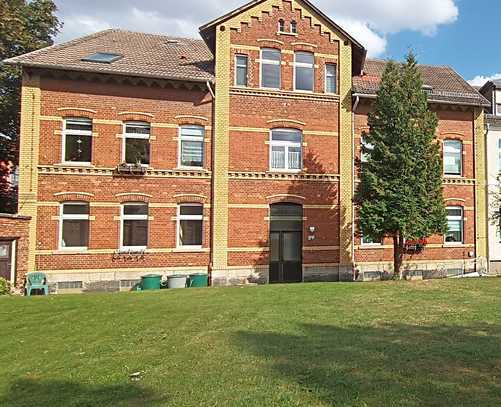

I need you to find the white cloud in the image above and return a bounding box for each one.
[468,74,501,87]
[54,0,459,57]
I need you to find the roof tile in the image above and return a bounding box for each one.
[4,29,215,83]
[354,59,490,107]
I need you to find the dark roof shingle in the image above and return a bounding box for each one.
[354,59,490,107]
[4,29,214,83]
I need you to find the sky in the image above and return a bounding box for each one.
[53,0,501,85]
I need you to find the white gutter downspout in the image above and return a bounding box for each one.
[352,95,360,272]
[206,81,215,99]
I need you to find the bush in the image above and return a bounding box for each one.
[0,277,11,295]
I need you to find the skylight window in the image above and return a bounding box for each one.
[81,52,123,64]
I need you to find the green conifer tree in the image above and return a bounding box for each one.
[355,53,447,279]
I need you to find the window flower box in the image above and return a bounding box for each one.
[116,162,148,175]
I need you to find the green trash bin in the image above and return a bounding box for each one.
[141,274,162,291]
[188,273,209,288]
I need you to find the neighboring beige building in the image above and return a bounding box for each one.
[479,80,501,273]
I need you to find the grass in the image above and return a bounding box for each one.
[1,279,501,406]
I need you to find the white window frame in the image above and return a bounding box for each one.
[278,19,285,33]
[178,125,205,169]
[443,139,462,177]
[290,20,298,34]
[293,51,315,92]
[234,54,249,87]
[62,118,93,166]
[176,204,204,250]
[59,202,90,251]
[498,138,501,173]
[361,234,382,247]
[120,203,149,251]
[122,122,151,167]
[496,103,501,116]
[269,129,302,172]
[444,206,464,245]
[260,48,281,90]
[325,63,337,94]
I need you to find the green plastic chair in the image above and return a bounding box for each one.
[25,272,49,296]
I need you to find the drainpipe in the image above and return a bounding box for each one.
[206,80,215,99]
[352,95,360,274]
[206,79,215,285]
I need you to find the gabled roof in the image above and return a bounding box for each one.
[199,0,367,75]
[353,59,490,107]
[4,29,214,83]
[478,79,501,95]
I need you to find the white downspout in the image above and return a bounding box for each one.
[352,95,360,273]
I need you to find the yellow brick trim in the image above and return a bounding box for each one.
[57,107,97,114]
[174,115,209,122]
[227,247,269,253]
[338,40,353,267]
[36,266,208,274]
[40,115,63,122]
[303,246,340,251]
[118,111,154,118]
[18,73,41,272]
[314,53,339,59]
[474,108,488,259]
[355,244,475,250]
[211,23,231,270]
[35,248,209,255]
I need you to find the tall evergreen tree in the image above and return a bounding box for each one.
[354,53,447,279]
[0,0,60,212]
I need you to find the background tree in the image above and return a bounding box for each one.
[0,0,60,212]
[354,53,447,279]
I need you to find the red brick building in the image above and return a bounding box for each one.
[4,0,489,291]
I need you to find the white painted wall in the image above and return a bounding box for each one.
[487,126,501,262]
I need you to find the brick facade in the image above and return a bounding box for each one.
[12,0,487,290]
[0,214,31,287]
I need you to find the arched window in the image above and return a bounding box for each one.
[290,20,298,34]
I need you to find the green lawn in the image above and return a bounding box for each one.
[1,279,500,407]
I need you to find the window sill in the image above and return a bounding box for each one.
[360,244,384,249]
[443,243,466,248]
[267,170,303,174]
[118,247,147,253]
[277,31,298,37]
[55,248,88,254]
[56,162,94,168]
[173,248,206,253]
[174,166,206,172]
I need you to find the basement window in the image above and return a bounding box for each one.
[81,52,123,64]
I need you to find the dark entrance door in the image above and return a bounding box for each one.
[0,241,12,281]
[269,203,303,283]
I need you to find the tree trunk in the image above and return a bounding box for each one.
[393,233,405,280]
